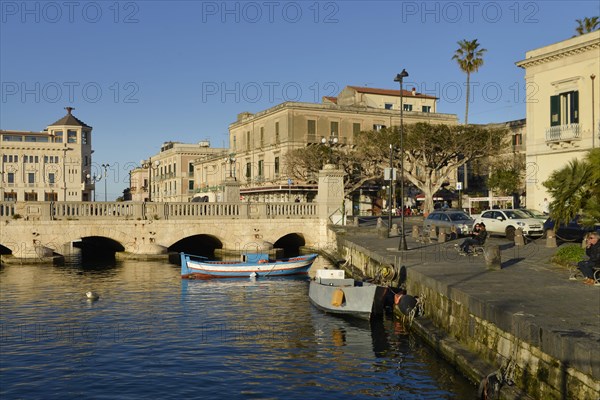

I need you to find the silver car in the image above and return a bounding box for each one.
[423,210,474,237]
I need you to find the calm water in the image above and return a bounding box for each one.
[0,258,477,399]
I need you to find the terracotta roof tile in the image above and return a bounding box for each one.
[347,86,437,100]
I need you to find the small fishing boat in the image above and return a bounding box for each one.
[308,269,388,320]
[180,252,318,279]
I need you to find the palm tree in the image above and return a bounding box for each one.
[452,39,487,125]
[575,17,599,36]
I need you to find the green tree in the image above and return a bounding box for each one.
[575,16,599,36]
[452,39,487,125]
[543,149,600,226]
[285,123,507,215]
[486,154,525,196]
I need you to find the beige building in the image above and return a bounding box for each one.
[516,30,599,210]
[131,140,226,202]
[1,108,94,202]
[197,85,458,203]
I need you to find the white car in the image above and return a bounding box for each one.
[474,209,544,240]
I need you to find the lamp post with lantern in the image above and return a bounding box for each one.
[395,69,409,252]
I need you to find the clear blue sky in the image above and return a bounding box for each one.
[1,0,598,199]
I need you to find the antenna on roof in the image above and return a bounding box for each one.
[65,107,75,115]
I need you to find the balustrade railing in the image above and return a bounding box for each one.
[545,123,580,142]
[0,201,318,221]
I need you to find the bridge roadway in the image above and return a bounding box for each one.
[0,201,327,260]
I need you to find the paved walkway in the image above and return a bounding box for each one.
[336,216,600,385]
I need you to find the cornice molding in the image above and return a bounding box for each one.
[516,38,600,69]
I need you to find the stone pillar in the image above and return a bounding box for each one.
[484,245,501,270]
[546,229,557,248]
[514,228,525,246]
[223,177,241,203]
[412,225,420,239]
[317,164,345,225]
[429,225,437,240]
[438,228,446,243]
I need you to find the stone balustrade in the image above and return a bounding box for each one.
[0,201,319,221]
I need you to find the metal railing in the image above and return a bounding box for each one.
[546,123,580,142]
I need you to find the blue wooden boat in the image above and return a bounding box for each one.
[180,252,318,279]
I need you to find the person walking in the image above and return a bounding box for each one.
[578,232,600,285]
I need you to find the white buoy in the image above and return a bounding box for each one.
[249,272,257,279]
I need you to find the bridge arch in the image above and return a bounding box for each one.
[168,234,223,258]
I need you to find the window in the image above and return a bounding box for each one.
[512,133,523,148]
[422,106,431,113]
[385,103,393,110]
[48,173,55,184]
[23,154,28,163]
[246,131,251,149]
[307,120,316,141]
[188,180,194,191]
[257,160,264,177]
[403,104,413,111]
[275,122,280,143]
[274,157,280,176]
[53,131,63,143]
[67,130,77,143]
[260,127,264,147]
[28,173,35,184]
[245,162,251,178]
[4,192,17,201]
[353,123,361,136]
[45,192,58,201]
[550,90,578,126]
[373,124,386,131]
[188,163,194,173]
[82,131,88,145]
[233,136,236,151]
[7,173,15,183]
[25,192,38,201]
[330,121,339,137]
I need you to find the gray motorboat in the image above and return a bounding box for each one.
[308,270,388,320]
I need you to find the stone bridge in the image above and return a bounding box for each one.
[0,166,346,261]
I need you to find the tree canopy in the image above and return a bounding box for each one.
[452,39,486,125]
[543,149,600,226]
[285,122,508,215]
[575,16,599,36]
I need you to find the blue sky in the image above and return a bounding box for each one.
[1,0,599,199]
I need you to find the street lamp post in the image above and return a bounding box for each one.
[86,173,101,201]
[141,159,160,202]
[395,69,409,251]
[101,163,110,202]
[321,135,339,165]
[228,153,236,178]
[592,74,596,148]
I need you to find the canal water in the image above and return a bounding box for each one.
[0,257,477,399]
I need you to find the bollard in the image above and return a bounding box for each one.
[376,217,382,228]
[429,225,437,241]
[412,225,420,239]
[484,245,501,270]
[438,228,447,243]
[514,228,525,246]
[546,229,557,248]
[352,216,359,227]
[391,223,399,236]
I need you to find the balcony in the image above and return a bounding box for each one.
[545,123,580,143]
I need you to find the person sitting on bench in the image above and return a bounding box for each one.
[459,223,487,255]
[578,232,600,285]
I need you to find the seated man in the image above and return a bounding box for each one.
[578,232,600,285]
[459,223,487,255]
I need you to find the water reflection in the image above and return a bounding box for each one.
[1,260,476,399]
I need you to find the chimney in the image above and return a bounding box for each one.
[65,106,74,115]
[411,88,416,96]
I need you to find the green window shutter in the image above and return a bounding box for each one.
[550,95,560,126]
[570,91,579,124]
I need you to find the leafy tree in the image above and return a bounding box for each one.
[543,149,600,226]
[486,154,525,196]
[285,123,507,215]
[452,39,487,125]
[575,16,599,36]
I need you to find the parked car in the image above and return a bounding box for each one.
[519,209,548,224]
[544,216,600,242]
[423,210,474,237]
[473,209,544,240]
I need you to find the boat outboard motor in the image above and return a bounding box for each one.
[395,293,420,317]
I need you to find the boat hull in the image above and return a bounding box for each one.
[180,252,318,279]
[308,278,388,320]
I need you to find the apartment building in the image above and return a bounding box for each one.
[197,85,458,202]
[1,107,94,202]
[516,30,599,210]
[131,140,226,202]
